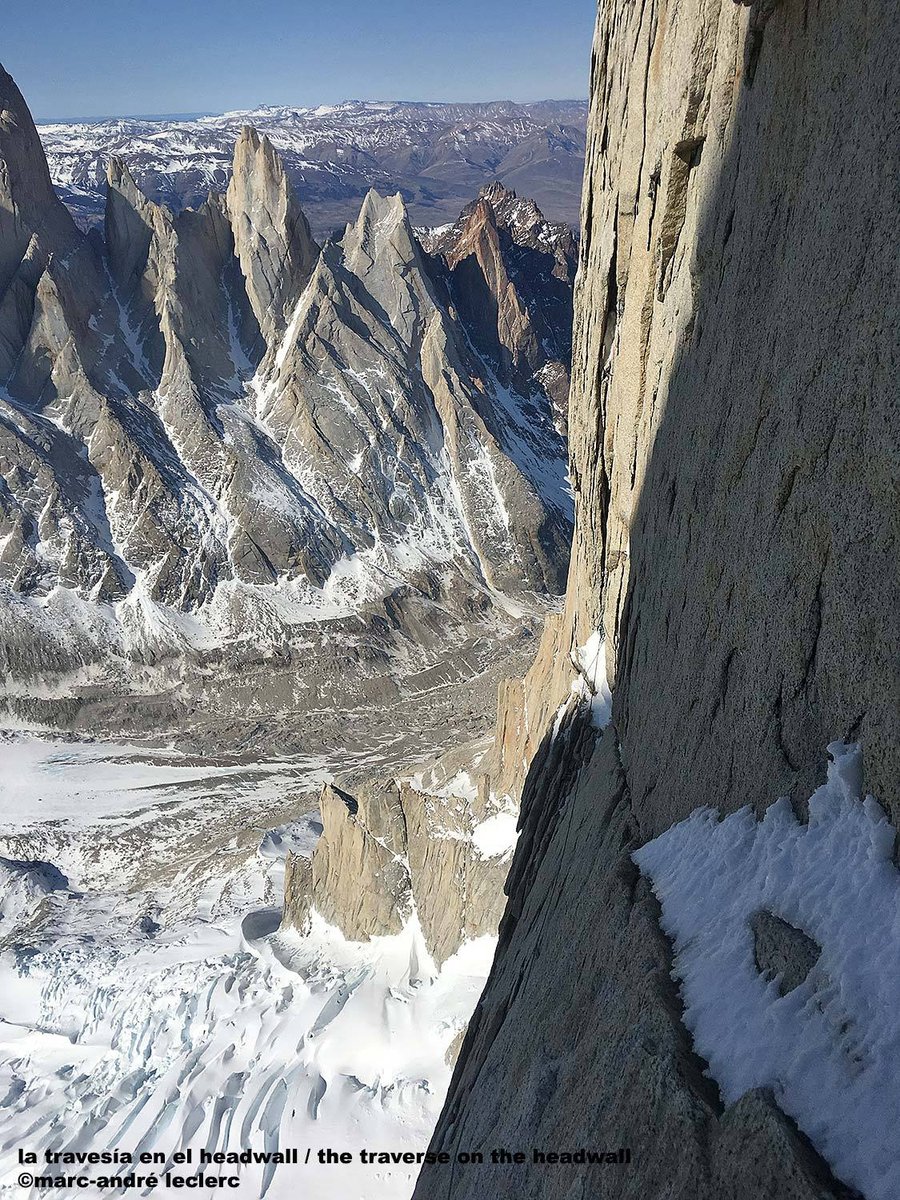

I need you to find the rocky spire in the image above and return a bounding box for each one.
[446,193,541,381]
[104,156,165,292]
[341,188,441,344]
[0,61,85,394]
[426,185,575,407]
[226,126,319,347]
[427,181,577,280]
[0,63,124,411]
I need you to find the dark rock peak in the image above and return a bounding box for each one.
[420,183,576,407]
[426,181,577,279]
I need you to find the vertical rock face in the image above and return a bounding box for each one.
[567,0,898,829]
[0,68,115,406]
[417,1,898,1197]
[0,66,80,294]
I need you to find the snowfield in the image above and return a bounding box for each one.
[0,735,495,1199]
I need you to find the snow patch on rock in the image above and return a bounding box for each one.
[569,631,612,729]
[471,810,518,862]
[633,742,900,1200]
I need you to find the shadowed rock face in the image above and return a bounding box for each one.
[0,63,575,701]
[415,0,897,1197]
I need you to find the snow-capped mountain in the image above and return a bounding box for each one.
[38,100,588,236]
[0,64,575,719]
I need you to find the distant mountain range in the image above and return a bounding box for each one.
[37,100,588,236]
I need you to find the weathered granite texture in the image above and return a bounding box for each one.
[567,0,899,829]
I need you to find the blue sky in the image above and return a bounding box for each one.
[5,0,596,120]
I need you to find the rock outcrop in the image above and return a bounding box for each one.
[416,1,897,1197]
[0,63,575,716]
[283,770,514,967]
